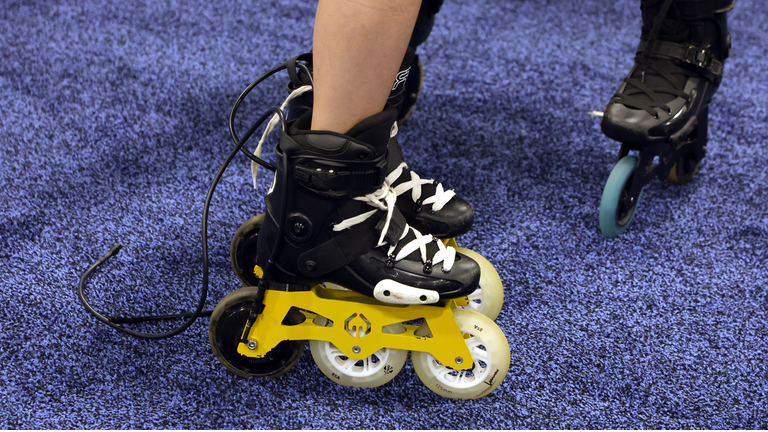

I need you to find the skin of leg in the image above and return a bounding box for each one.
[311,0,421,133]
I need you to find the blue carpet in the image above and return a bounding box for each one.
[1,0,766,428]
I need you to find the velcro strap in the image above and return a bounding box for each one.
[294,157,387,196]
[638,40,724,80]
[297,216,380,277]
[294,164,383,194]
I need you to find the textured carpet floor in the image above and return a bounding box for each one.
[1,0,767,428]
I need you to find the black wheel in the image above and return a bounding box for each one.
[230,215,264,287]
[209,287,305,378]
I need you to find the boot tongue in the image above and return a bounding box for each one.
[344,104,398,151]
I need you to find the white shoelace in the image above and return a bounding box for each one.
[250,85,314,189]
[385,162,456,212]
[332,182,456,272]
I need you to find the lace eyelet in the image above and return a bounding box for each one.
[413,199,423,214]
[423,260,433,274]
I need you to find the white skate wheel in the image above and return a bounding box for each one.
[453,247,504,320]
[411,308,510,399]
[309,317,407,388]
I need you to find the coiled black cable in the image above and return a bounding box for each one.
[78,105,286,339]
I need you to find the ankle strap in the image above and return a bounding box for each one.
[637,39,725,84]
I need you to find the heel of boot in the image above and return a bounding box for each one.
[667,106,709,184]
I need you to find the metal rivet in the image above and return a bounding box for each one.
[420,295,427,302]
[247,340,258,350]
[293,222,306,236]
[352,346,361,354]
[455,357,463,365]
[383,290,390,296]
[306,261,317,272]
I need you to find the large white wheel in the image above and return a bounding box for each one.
[412,308,510,399]
[454,247,504,320]
[309,317,408,388]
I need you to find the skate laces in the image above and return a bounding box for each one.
[386,162,456,213]
[250,85,314,188]
[613,0,693,116]
[332,182,456,272]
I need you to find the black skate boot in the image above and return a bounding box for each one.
[279,49,474,240]
[599,0,733,238]
[257,105,481,303]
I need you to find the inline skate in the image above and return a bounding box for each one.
[251,52,504,319]
[599,0,733,237]
[211,59,509,399]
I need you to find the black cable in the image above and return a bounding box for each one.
[239,139,291,342]
[78,108,284,339]
[229,63,287,170]
[228,55,312,172]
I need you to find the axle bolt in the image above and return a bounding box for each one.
[247,340,258,350]
[293,222,307,236]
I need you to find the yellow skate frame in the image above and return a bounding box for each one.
[236,283,474,370]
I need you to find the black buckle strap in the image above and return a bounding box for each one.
[682,45,723,76]
[638,40,724,81]
[294,159,386,196]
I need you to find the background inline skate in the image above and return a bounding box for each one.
[598,0,733,238]
[210,57,509,399]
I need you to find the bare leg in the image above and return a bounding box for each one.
[311,0,421,133]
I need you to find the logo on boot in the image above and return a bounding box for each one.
[392,67,411,91]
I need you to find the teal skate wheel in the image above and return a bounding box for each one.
[599,156,643,238]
